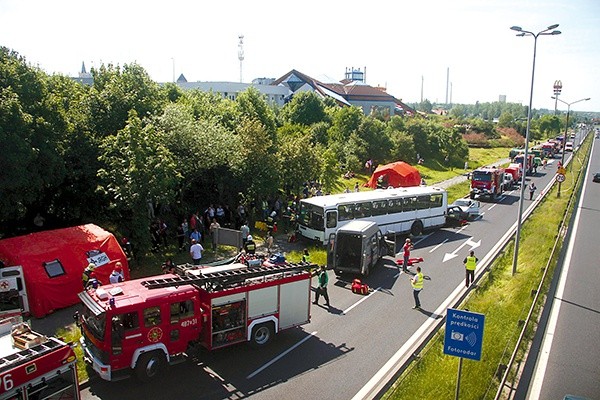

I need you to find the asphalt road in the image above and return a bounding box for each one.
[78,146,572,400]
[516,131,600,400]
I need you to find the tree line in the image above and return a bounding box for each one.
[3,46,573,254]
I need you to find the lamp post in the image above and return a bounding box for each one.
[551,96,591,197]
[509,24,561,276]
[553,80,562,115]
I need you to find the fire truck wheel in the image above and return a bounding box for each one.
[250,323,274,347]
[135,351,166,382]
[410,220,423,236]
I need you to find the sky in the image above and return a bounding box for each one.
[1,0,599,112]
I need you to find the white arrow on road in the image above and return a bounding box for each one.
[442,237,481,262]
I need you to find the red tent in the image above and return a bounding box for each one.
[0,224,130,318]
[366,161,421,189]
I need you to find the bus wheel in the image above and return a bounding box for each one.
[250,323,274,348]
[410,221,423,236]
[135,351,166,382]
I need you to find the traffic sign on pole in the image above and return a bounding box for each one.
[556,173,566,183]
[558,166,566,175]
[444,308,485,361]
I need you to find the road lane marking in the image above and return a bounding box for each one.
[442,237,481,262]
[342,287,382,315]
[246,331,318,379]
[430,239,448,253]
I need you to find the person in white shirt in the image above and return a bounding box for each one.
[190,239,204,265]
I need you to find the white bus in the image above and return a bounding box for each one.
[297,186,448,244]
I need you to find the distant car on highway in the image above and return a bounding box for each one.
[593,172,600,183]
[564,142,574,152]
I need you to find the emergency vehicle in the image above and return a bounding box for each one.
[0,317,80,400]
[470,166,505,200]
[76,262,314,382]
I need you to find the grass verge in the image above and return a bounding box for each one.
[383,137,591,400]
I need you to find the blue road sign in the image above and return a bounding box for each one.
[444,308,485,361]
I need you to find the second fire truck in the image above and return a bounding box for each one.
[76,262,314,382]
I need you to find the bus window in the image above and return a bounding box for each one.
[404,197,417,211]
[431,194,443,207]
[372,200,387,216]
[360,201,372,217]
[338,204,355,221]
[416,195,429,210]
[388,198,402,213]
[326,211,337,229]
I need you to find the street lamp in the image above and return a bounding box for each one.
[551,96,591,197]
[553,80,562,115]
[509,24,561,276]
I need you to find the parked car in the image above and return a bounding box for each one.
[449,198,481,220]
[564,142,574,152]
[593,172,600,183]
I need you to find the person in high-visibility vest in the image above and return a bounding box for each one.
[463,250,479,288]
[302,248,311,264]
[313,264,330,307]
[411,266,424,309]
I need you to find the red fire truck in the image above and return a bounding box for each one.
[0,317,80,400]
[76,262,313,382]
[470,166,505,200]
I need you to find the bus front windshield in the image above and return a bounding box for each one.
[299,203,325,231]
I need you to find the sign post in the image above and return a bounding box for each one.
[444,308,485,399]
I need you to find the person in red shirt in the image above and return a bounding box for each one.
[402,238,413,273]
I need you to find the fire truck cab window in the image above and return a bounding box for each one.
[170,300,194,323]
[118,312,139,331]
[143,306,161,327]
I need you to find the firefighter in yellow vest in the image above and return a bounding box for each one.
[411,266,424,309]
[463,250,478,288]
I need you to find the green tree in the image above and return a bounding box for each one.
[97,110,180,253]
[236,87,277,142]
[154,103,242,209]
[320,147,340,193]
[357,117,392,163]
[280,91,327,126]
[233,117,280,200]
[277,133,321,194]
[0,47,66,221]
[85,63,164,137]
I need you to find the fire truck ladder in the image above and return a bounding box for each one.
[141,262,318,291]
[0,337,63,373]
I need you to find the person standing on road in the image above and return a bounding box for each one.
[402,238,414,272]
[313,264,330,307]
[463,250,478,288]
[411,266,424,309]
[529,182,537,200]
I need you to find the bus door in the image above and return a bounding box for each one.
[325,210,338,239]
[326,233,336,270]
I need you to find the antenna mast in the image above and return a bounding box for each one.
[238,35,244,83]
